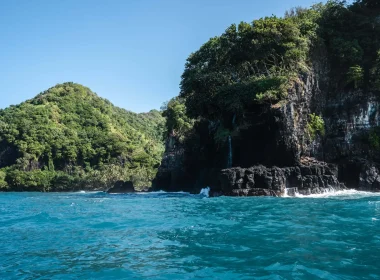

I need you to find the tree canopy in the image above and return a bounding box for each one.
[178,0,380,124]
[0,82,165,191]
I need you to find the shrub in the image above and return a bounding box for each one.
[0,170,8,190]
[346,65,364,88]
[307,113,325,140]
[5,170,55,192]
[162,97,194,142]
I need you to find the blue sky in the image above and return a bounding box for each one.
[0,0,324,113]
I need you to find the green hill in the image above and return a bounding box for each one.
[0,82,165,191]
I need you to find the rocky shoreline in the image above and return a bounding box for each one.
[154,158,380,197]
[217,161,346,197]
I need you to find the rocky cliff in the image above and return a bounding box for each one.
[153,1,380,196]
[154,67,380,196]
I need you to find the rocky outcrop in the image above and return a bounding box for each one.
[107,181,135,193]
[154,60,380,196]
[359,164,380,191]
[216,160,346,197]
[356,161,380,192]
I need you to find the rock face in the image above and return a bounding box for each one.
[154,60,380,196]
[152,136,193,192]
[107,181,135,193]
[357,161,380,191]
[216,161,346,197]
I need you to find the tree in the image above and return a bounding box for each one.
[162,97,194,141]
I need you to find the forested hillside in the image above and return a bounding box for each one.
[0,82,165,191]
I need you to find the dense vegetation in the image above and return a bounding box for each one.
[2,1,379,191]
[163,0,380,144]
[161,97,194,142]
[179,5,319,121]
[0,83,165,191]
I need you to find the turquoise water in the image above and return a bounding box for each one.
[0,191,379,279]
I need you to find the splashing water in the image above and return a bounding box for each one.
[294,189,380,199]
[281,186,380,199]
[199,187,210,197]
[283,187,289,197]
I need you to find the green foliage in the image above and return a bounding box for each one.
[180,6,322,121]
[177,0,380,126]
[0,83,165,191]
[162,97,194,142]
[253,76,291,103]
[5,169,55,192]
[307,113,325,140]
[214,75,292,113]
[79,164,155,191]
[0,170,8,190]
[318,0,380,90]
[285,5,323,41]
[346,65,364,88]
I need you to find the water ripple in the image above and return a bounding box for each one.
[0,191,379,279]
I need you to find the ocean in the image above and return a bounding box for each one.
[0,190,379,279]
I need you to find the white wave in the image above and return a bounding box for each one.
[144,190,191,194]
[73,191,106,195]
[199,187,210,197]
[283,187,289,197]
[294,189,380,199]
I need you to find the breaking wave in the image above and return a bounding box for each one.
[292,189,380,199]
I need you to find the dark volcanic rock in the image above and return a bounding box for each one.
[231,188,276,197]
[338,159,380,192]
[107,181,135,193]
[217,160,346,197]
[358,162,380,192]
